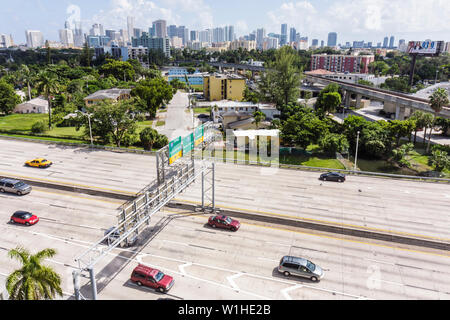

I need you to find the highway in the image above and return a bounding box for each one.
[1,187,449,300]
[1,138,449,244]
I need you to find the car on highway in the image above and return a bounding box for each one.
[130,264,175,293]
[0,178,32,196]
[103,227,138,247]
[208,215,240,232]
[10,211,39,226]
[25,158,53,168]
[278,256,324,282]
[319,172,346,182]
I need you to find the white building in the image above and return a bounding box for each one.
[59,28,74,47]
[202,100,280,123]
[14,96,49,114]
[25,30,44,48]
[263,37,278,50]
[0,34,13,48]
[170,36,183,49]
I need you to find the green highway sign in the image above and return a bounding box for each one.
[169,136,182,164]
[183,133,194,155]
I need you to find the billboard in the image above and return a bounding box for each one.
[169,136,182,165]
[407,41,444,56]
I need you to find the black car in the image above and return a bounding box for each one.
[319,172,346,182]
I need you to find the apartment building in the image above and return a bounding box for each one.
[203,74,246,102]
[310,54,375,74]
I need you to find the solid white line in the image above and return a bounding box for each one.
[281,285,303,300]
[178,262,192,275]
[227,273,244,291]
[365,258,396,266]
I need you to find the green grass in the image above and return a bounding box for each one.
[0,114,47,131]
[0,133,88,144]
[137,121,153,133]
[156,121,165,127]
[193,107,210,114]
[158,109,167,113]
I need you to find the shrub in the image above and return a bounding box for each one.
[31,121,47,134]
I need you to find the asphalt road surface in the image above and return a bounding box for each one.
[1,189,449,300]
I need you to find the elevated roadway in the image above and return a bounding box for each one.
[1,138,449,248]
[305,74,450,119]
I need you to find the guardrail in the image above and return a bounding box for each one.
[0,134,157,155]
[197,156,450,183]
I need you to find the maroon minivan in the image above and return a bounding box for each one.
[131,265,174,293]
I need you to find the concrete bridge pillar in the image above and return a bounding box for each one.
[355,94,362,109]
[395,105,406,120]
[344,91,351,108]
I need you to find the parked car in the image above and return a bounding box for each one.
[0,178,32,196]
[319,172,346,182]
[208,215,240,232]
[10,211,39,226]
[130,265,174,293]
[103,227,138,247]
[25,158,52,168]
[278,256,324,282]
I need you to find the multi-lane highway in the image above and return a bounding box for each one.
[1,138,449,243]
[1,188,449,300]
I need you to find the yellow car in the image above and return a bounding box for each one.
[25,158,53,168]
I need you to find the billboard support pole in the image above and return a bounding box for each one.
[409,53,418,87]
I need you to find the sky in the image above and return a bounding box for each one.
[1,0,450,45]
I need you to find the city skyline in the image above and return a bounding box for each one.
[1,0,449,45]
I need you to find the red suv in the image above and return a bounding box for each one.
[10,211,39,226]
[130,265,174,293]
[208,215,240,232]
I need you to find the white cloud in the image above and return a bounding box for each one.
[267,0,450,41]
[86,0,214,32]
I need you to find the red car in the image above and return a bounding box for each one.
[131,265,174,293]
[208,215,240,232]
[10,211,39,226]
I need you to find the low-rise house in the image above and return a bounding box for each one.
[206,100,280,123]
[83,88,131,107]
[14,96,48,114]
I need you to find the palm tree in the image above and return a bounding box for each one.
[427,88,449,152]
[252,111,266,129]
[6,247,63,300]
[36,71,60,130]
[18,65,34,101]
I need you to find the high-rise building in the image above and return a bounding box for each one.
[289,28,297,43]
[228,26,235,42]
[389,36,395,48]
[153,20,167,38]
[190,30,199,42]
[90,23,104,36]
[0,34,13,48]
[256,28,266,49]
[168,25,178,38]
[177,26,188,45]
[263,37,279,50]
[25,30,44,48]
[59,28,74,47]
[133,28,142,39]
[127,16,135,41]
[327,32,337,47]
[72,21,84,47]
[311,39,319,48]
[199,29,212,44]
[383,37,389,48]
[311,54,375,73]
[280,24,288,46]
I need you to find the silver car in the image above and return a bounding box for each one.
[278,256,324,282]
[0,178,32,196]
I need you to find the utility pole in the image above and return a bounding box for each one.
[354,131,360,171]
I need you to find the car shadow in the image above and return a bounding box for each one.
[123,280,183,300]
[271,267,316,284]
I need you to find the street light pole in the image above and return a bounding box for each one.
[435,70,439,84]
[354,131,360,171]
[87,114,93,147]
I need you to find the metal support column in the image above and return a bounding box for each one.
[72,270,81,301]
[200,162,216,213]
[89,267,97,300]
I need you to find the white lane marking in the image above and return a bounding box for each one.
[178,262,192,275]
[258,257,280,263]
[374,279,404,286]
[227,273,244,291]
[365,258,396,266]
[281,285,303,300]
[162,240,189,246]
[265,241,291,247]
